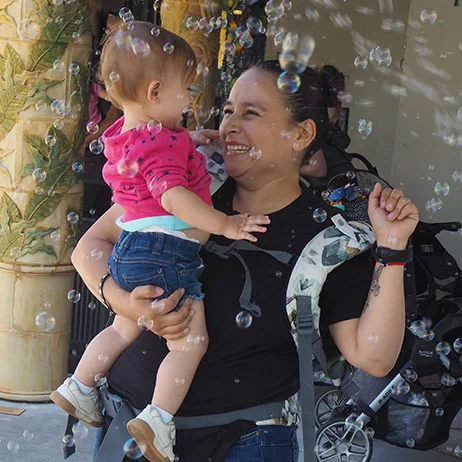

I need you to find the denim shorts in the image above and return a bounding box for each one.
[108,230,205,311]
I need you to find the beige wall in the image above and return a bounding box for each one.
[265,0,412,179]
[266,0,462,265]
[391,0,462,265]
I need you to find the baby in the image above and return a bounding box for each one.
[51,22,269,462]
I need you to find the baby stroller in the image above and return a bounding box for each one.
[306,146,462,461]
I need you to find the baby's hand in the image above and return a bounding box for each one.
[223,214,270,242]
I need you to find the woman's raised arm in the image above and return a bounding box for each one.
[71,204,194,339]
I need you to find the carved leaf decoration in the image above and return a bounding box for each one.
[25,6,90,72]
[24,133,50,160]
[24,193,62,222]
[0,11,15,31]
[22,163,36,178]
[0,50,5,78]
[0,85,28,142]
[19,227,58,259]
[19,241,56,258]
[0,230,25,260]
[4,43,25,75]
[0,162,12,183]
[0,191,23,225]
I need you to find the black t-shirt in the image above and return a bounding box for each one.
[108,179,374,413]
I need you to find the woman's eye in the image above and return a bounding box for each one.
[245,110,258,116]
[223,108,233,115]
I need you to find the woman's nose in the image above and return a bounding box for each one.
[221,113,239,136]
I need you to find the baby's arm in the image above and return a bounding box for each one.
[161,186,269,241]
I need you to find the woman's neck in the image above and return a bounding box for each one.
[232,174,302,215]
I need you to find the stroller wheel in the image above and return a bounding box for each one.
[314,388,348,428]
[314,418,373,462]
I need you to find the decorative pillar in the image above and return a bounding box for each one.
[0,0,91,401]
[160,0,221,129]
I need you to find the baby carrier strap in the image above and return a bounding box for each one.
[203,240,293,317]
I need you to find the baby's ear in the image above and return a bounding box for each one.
[146,80,162,104]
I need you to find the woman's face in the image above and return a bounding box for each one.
[219,68,304,183]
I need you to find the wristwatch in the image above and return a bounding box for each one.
[371,242,413,266]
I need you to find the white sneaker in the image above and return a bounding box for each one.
[50,378,103,427]
[127,405,176,462]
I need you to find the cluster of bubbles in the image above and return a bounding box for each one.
[409,319,436,341]
[277,32,315,94]
[186,15,225,36]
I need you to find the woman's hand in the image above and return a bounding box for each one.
[368,183,419,249]
[189,129,220,146]
[128,286,195,340]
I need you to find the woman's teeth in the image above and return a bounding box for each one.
[228,145,250,152]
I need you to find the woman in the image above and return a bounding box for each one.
[72,61,418,461]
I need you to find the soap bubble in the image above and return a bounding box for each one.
[436,341,451,356]
[236,311,253,329]
[330,12,353,30]
[90,248,103,260]
[436,407,445,417]
[453,338,462,353]
[441,373,456,387]
[354,57,368,69]
[117,159,139,178]
[368,333,379,344]
[246,17,265,35]
[147,119,163,134]
[97,353,108,363]
[17,19,40,40]
[35,101,47,112]
[395,381,410,395]
[123,438,145,460]
[115,30,133,49]
[425,198,443,213]
[109,71,119,83]
[62,435,74,447]
[86,121,99,134]
[67,212,79,224]
[32,168,47,183]
[305,7,320,21]
[7,441,20,453]
[404,369,418,382]
[186,18,198,31]
[88,301,96,311]
[67,289,81,303]
[455,446,462,457]
[163,42,174,54]
[89,139,104,155]
[369,46,392,67]
[337,92,353,103]
[175,377,186,385]
[119,7,134,22]
[420,9,437,24]
[72,423,89,440]
[313,208,327,223]
[53,59,65,72]
[406,438,415,448]
[50,230,61,241]
[53,119,64,130]
[132,38,150,58]
[277,72,301,94]
[22,430,34,441]
[434,182,450,196]
[137,315,153,331]
[35,312,56,332]
[45,135,56,146]
[249,147,262,160]
[345,414,364,431]
[68,63,80,75]
[358,119,373,137]
[422,329,435,341]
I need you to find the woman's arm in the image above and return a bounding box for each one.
[71,204,194,339]
[330,184,419,377]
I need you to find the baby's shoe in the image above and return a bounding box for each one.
[50,378,103,427]
[127,405,176,462]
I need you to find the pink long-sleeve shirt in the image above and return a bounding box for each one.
[102,117,212,224]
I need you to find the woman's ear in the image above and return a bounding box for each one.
[146,80,162,104]
[293,119,316,152]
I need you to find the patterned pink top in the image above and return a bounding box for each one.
[102,117,212,223]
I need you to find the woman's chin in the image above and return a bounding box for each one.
[224,156,254,179]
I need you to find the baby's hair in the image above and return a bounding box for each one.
[98,21,197,109]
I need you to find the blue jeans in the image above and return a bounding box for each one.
[225,425,299,462]
[108,230,205,310]
[93,425,299,462]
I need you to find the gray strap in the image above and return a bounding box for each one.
[204,240,293,317]
[94,400,136,462]
[296,295,316,461]
[174,401,284,430]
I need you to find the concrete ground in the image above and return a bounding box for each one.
[0,399,461,461]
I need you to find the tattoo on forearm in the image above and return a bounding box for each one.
[364,265,384,311]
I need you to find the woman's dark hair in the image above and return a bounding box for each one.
[254,60,346,161]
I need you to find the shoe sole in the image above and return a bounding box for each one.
[50,391,103,428]
[127,419,170,462]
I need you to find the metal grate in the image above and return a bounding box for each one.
[68,271,111,373]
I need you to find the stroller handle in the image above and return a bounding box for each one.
[416,221,462,236]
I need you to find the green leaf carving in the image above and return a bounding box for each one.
[0,85,28,142]
[4,43,25,75]
[24,193,62,222]
[25,6,90,72]
[0,191,22,225]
